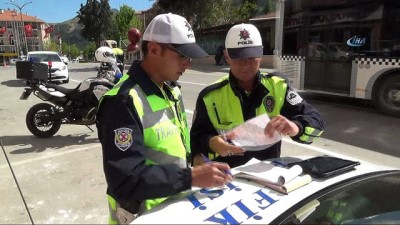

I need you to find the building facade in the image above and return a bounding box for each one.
[0,9,51,64]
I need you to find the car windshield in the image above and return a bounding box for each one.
[277,171,400,225]
[28,53,62,62]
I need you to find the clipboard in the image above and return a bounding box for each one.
[287,156,360,178]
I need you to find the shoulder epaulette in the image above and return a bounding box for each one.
[117,75,137,97]
[198,78,229,98]
[265,72,289,83]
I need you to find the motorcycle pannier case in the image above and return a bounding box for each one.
[16,61,48,81]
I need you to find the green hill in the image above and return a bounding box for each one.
[53,8,119,48]
[52,17,90,48]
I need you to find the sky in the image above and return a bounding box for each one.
[2,0,154,23]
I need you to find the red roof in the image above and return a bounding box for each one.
[0,9,44,23]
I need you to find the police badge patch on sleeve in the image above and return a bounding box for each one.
[114,128,133,151]
[286,90,303,105]
[263,96,275,112]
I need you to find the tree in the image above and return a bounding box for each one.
[60,42,80,59]
[157,0,187,15]
[82,42,97,61]
[43,39,60,52]
[156,0,259,29]
[262,0,277,14]
[115,5,142,42]
[128,15,143,35]
[106,16,120,41]
[236,0,259,19]
[69,44,81,59]
[77,0,112,47]
[61,42,69,55]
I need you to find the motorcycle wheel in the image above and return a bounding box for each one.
[26,103,62,138]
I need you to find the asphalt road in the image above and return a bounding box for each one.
[0,62,399,224]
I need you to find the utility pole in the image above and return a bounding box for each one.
[10,12,21,57]
[67,36,70,60]
[6,1,33,56]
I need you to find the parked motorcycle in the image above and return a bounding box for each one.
[17,47,122,138]
[96,61,122,83]
[19,73,116,138]
[95,46,125,83]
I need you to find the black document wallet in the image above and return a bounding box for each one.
[287,156,360,178]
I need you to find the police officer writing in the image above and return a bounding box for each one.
[112,42,125,73]
[191,24,325,168]
[97,14,232,224]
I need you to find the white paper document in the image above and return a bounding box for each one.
[232,158,312,194]
[232,158,302,185]
[227,114,281,151]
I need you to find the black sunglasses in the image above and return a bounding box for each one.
[162,44,192,62]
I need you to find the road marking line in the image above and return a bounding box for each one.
[0,144,101,169]
[70,79,81,83]
[179,81,207,86]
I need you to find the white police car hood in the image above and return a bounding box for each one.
[132,157,396,224]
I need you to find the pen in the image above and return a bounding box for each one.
[271,160,288,168]
[201,153,232,175]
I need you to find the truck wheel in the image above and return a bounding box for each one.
[373,75,400,117]
[26,103,62,138]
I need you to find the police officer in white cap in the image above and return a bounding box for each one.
[97,13,232,224]
[191,23,325,168]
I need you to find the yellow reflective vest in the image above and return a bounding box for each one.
[193,73,324,161]
[99,71,190,224]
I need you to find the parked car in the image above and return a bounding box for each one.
[9,56,25,65]
[26,51,69,83]
[60,55,69,64]
[132,155,400,224]
[72,56,83,63]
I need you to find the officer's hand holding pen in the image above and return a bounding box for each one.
[191,156,232,188]
[200,154,232,175]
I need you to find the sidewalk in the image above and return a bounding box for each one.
[0,66,107,224]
